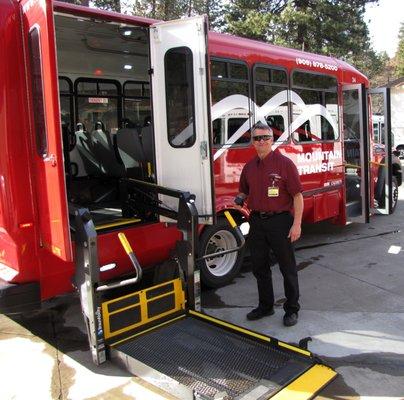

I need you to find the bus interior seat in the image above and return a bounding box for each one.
[115,127,146,179]
[75,123,103,177]
[91,121,126,178]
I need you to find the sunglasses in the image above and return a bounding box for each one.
[252,135,273,142]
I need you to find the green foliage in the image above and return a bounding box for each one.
[124,0,225,28]
[396,22,404,76]
[225,0,386,78]
[92,0,121,12]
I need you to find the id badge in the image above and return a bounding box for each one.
[267,186,279,197]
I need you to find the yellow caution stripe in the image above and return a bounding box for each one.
[270,364,337,400]
[278,341,311,357]
[95,218,140,231]
[189,310,271,343]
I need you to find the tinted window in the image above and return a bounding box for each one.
[28,27,47,156]
[254,66,288,142]
[292,71,339,142]
[293,71,337,90]
[211,59,251,146]
[165,47,195,148]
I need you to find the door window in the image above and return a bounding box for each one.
[165,47,195,148]
[28,27,48,156]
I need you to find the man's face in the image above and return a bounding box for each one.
[252,128,273,154]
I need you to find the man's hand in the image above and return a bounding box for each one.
[288,223,301,242]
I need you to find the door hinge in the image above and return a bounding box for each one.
[148,68,154,75]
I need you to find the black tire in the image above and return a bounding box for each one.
[378,176,398,212]
[198,217,245,288]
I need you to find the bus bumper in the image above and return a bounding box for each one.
[0,279,40,314]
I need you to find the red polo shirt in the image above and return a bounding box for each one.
[239,149,302,212]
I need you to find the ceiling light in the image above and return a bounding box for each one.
[123,30,132,36]
[124,64,133,70]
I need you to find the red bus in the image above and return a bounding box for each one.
[0,0,401,313]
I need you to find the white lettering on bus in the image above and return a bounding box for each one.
[296,58,338,72]
[296,150,341,175]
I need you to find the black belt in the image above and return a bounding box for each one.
[250,211,289,219]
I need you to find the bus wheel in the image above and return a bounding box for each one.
[198,218,245,288]
[392,176,399,212]
[379,176,399,212]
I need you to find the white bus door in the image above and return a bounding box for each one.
[149,16,214,223]
[342,84,370,223]
[370,88,394,215]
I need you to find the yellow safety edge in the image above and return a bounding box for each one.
[224,210,237,228]
[101,278,185,339]
[95,218,141,231]
[189,310,312,357]
[118,232,134,255]
[269,364,337,400]
[189,310,271,343]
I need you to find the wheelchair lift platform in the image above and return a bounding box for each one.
[72,180,336,400]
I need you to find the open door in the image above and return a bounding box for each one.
[149,16,214,224]
[370,87,393,215]
[342,84,370,223]
[21,0,72,261]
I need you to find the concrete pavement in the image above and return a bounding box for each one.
[1,188,404,399]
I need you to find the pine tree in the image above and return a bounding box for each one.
[396,22,404,77]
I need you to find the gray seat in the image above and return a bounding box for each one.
[116,128,146,178]
[75,123,103,176]
[90,122,126,178]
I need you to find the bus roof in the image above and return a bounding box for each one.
[53,1,367,82]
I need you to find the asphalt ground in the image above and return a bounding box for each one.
[1,188,404,399]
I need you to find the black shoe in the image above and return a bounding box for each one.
[283,313,298,327]
[247,307,274,321]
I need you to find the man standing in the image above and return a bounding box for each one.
[235,122,303,327]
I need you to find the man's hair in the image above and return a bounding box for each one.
[251,122,273,136]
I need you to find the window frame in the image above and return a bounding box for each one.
[291,69,339,144]
[210,57,252,148]
[58,76,74,134]
[252,63,290,144]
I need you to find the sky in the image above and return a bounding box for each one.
[365,0,403,57]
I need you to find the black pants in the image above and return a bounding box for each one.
[248,212,300,315]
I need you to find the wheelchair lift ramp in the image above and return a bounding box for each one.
[110,311,336,399]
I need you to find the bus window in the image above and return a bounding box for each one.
[28,27,48,157]
[228,117,250,143]
[123,81,151,128]
[254,66,288,142]
[291,71,338,142]
[165,47,196,148]
[211,59,251,147]
[76,80,120,135]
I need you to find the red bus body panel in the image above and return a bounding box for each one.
[0,1,374,302]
